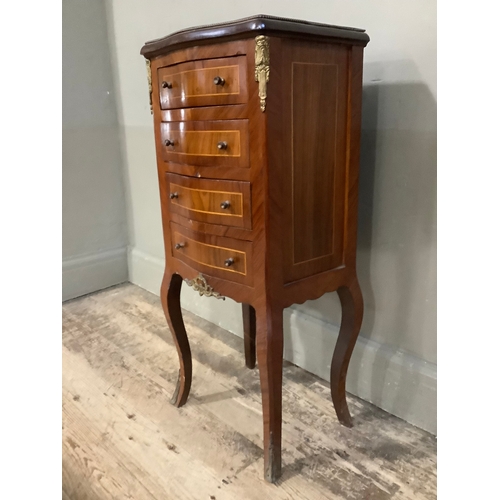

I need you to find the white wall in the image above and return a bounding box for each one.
[62,0,128,300]
[105,1,436,433]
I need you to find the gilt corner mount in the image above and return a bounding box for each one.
[254,35,270,112]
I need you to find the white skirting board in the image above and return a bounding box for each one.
[128,246,437,434]
[63,247,128,301]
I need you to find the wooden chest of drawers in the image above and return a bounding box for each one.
[141,15,369,483]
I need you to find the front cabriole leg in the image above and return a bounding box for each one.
[160,271,192,407]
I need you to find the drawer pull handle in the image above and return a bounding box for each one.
[162,81,173,89]
[175,242,185,250]
[220,200,231,209]
[164,139,175,147]
[213,76,225,86]
[224,258,235,267]
[217,141,228,150]
[169,192,179,200]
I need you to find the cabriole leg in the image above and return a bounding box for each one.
[330,276,364,427]
[160,272,192,407]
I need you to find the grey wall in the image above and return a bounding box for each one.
[62,0,128,300]
[104,0,436,433]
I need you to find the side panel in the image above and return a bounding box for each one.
[278,40,350,283]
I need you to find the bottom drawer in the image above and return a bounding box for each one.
[170,221,252,285]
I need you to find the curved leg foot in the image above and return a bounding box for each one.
[256,303,284,483]
[242,303,256,369]
[160,272,192,407]
[330,277,364,427]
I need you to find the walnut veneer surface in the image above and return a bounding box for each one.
[141,14,370,483]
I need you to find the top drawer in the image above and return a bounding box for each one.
[158,56,248,110]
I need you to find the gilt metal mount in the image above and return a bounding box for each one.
[146,59,153,114]
[255,36,270,112]
[184,274,225,300]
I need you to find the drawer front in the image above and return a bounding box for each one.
[166,173,252,229]
[170,222,252,285]
[161,120,249,168]
[158,56,247,109]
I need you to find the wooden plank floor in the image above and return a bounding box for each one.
[62,283,436,500]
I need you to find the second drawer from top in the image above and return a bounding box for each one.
[161,120,249,168]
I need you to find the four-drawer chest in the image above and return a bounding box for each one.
[141,15,370,483]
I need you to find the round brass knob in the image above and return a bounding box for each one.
[220,201,231,209]
[164,139,175,147]
[162,81,172,89]
[217,141,227,150]
[213,76,225,86]
[174,242,185,250]
[224,258,234,267]
[169,192,179,199]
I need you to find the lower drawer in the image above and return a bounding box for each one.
[170,221,252,285]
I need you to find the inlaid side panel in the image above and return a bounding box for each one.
[279,41,349,283]
[292,62,338,263]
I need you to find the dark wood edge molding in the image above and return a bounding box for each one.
[140,15,370,58]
